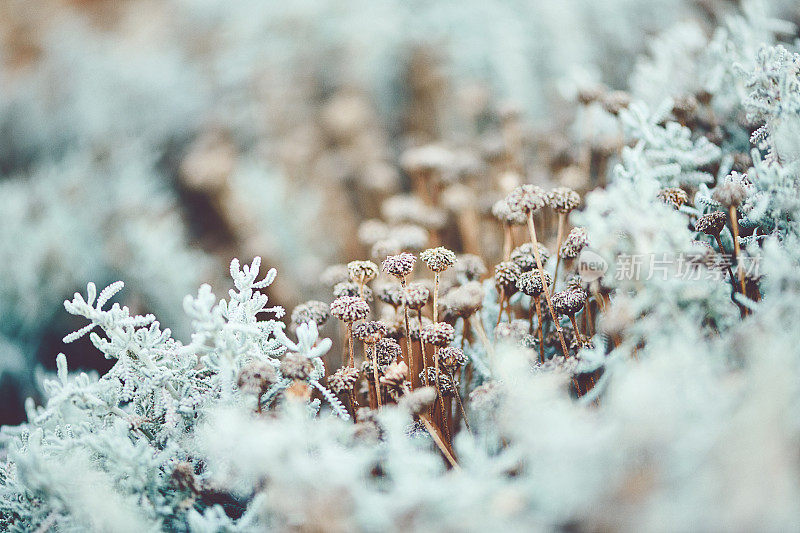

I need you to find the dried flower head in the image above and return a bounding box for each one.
[420,246,456,273]
[380,360,409,389]
[494,320,530,344]
[420,322,455,347]
[602,90,631,115]
[420,367,456,396]
[494,261,522,292]
[559,227,589,259]
[404,282,430,310]
[515,269,552,297]
[291,300,330,327]
[506,184,547,214]
[333,281,373,301]
[510,242,551,272]
[237,361,278,395]
[492,198,528,226]
[279,353,315,381]
[551,290,586,316]
[565,274,585,292]
[454,254,487,281]
[382,252,416,279]
[327,366,360,394]
[390,224,430,250]
[547,187,581,214]
[352,321,388,344]
[347,260,379,285]
[371,238,402,260]
[330,296,371,323]
[320,264,350,287]
[358,219,390,246]
[398,386,437,415]
[437,346,467,372]
[439,281,484,319]
[712,172,750,207]
[695,211,728,237]
[406,315,433,341]
[375,337,402,365]
[658,187,689,209]
[377,282,405,308]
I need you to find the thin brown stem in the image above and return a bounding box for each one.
[470,314,496,363]
[527,213,569,357]
[552,212,566,291]
[496,287,506,329]
[503,225,513,261]
[346,323,355,368]
[371,344,382,409]
[534,296,544,364]
[402,383,459,469]
[714,235,738,294]
[447,368,471,433]
[433,273,440,323]
[400,278,415,390]
[728,206,747,298]
[569,314,582,345]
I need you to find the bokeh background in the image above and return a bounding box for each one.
[2,0,799,425]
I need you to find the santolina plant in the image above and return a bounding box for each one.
[2,2,800,531]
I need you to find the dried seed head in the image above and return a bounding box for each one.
[327,366,360,394]
[494,261,522,292]
[577,85,605,105]
[361,357,389,377]
[279,353,315,380]
[551,290,586,316]
[420,322,455,347]
[694,211,728,237]
[492,198,528,226]
[469,382,502,411]
[399,386,437,415]
[406,315,433,341]
[320,264,350,287]
[347,260,379,285]
[375,337,402,365]
[438,346,468,373]
[506,184,547,214]
[565,274,585,292]
[377,282,405,308]
[712,172,750,207]
[390,224,430,251]
[383,195,447,229]
[559,227,589,259]
[333,281,373,301]
[400,144,455,174]
[330,296,371,323]
[237,361,277,394]
[404,282,431,310]
[358,219,390,246]
[547,187,581,214]
[291,300,330,327]
[371,239,402,260]
[515,269,552,297]
[420,246,457,273]
[352,321,388,344]
[602,90,631,115]
[658,187,689,209]
[380,360,409,389]
[454,254,487,281]
[510,242,551,272]
[439,281,484,319]
[382,252,417,279]
[420,367,457,396]
[494,320,530,344]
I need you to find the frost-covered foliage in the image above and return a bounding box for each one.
[3,1,800,531]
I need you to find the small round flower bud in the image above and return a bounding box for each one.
[382,252,416,279]
[510,243,550,272]
[551,290,586,316]
[712,172,749,207]
[380,361,408,389]
[492,198,528,226]
[399,386,437,415]
[375,337,402,365]
[291,300,330,327]
[406,316,433,341]
[420,367,456,396]
[320,264,350,287]
[515,269,552,297]
[347,260,379,285]
[237,361,277,394]
[330,296,371,323]
[506,184,547,214]
[420,322,455,347]
[454,254,487,281]
[494,261,522,292]
[439,281,484,319]
[420,246,456,273]
[280,353,315,380]
[437,346,467,372]
[352,321,387,344]
[695,211,728,237]
[333,281,373,301]
[403,282,430,310]
[327,366,360,394]
[547,187,581,214]
[658,187,689,209]
[559,227,589,259]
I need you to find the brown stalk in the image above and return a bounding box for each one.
[527,212,569,357]
[401,383,459,469]
[371,344,382,409]
[551,212,567,291]
[447,367,471,432]
[400,278,415,390]
[533,296,545,364]
[728,206,747,298]
[346,323,355,368]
